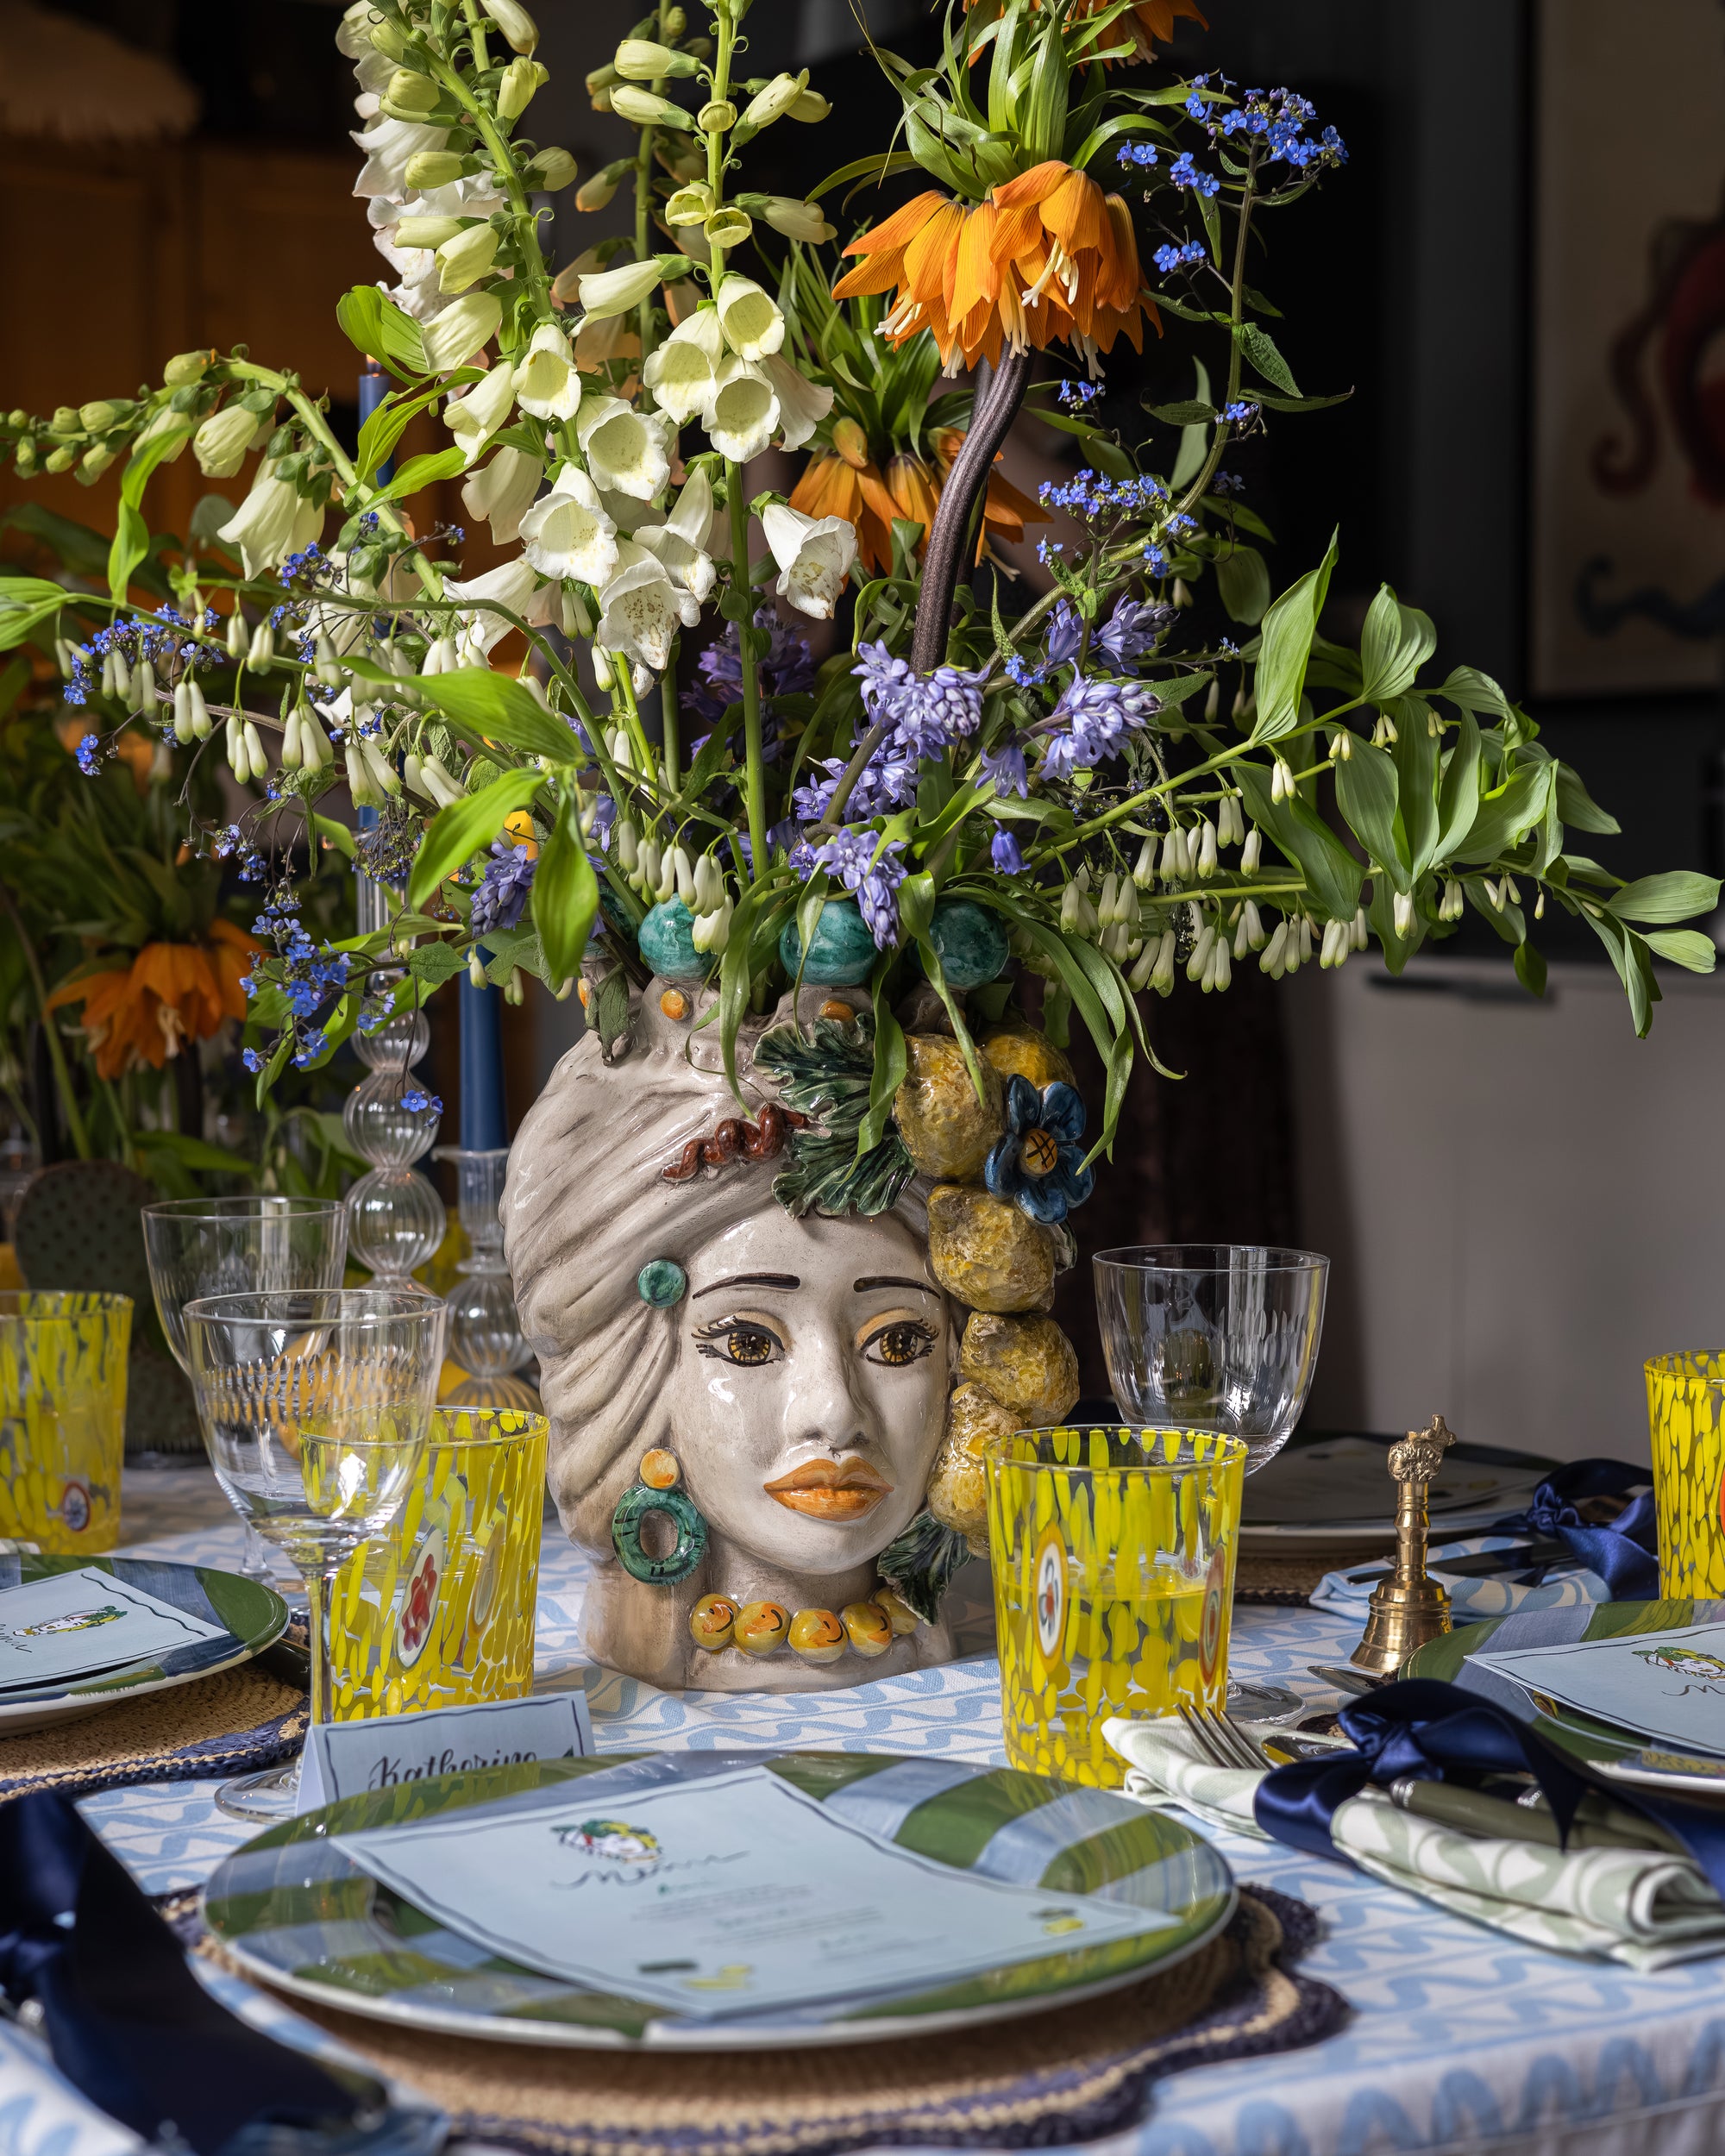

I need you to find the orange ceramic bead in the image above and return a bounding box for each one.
[819,1000,855,1023]
[639,1448,681,1490]
[734,1600,792,1656]
[689,1594,738,1651]
[660,988,690,1021]
[788,1608,846,1664]
[841,1601,894,1657]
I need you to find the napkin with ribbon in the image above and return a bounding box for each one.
[1106,1680,1725,1970]
[1310,1457,1657,1624]
[0,1790,446,2156]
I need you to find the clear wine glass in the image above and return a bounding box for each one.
[182,1286,445,1819]
[1093,1244,1329,1477]
[141,1196,349,1584]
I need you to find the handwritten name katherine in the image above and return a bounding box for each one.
[366,1745,542,1789]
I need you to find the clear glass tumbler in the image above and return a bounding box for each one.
[985,1426,1247,1788]
[142,1195,349,1584]
[1093,1244,1329,1477]
[182,1286,445,1817]
[0,1291,131,1552]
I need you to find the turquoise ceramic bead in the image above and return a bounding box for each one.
[638,898,707,982]
[929,899,1009,989]
[637,1259,687,1307]
[779,897,877,985]
[612,1484,708,1585]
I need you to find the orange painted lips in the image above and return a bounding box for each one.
[763,1458,894,1522]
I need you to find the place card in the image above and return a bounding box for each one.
[1469,1620,1725,1756]
[332,1761,1165,2022]
[0,1567,226,1691]
[298,1689,593,1812]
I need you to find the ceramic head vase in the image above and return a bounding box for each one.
[503,972,1084,1692]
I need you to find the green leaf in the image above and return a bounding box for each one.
[1390,708,1440,878]
[1145,400,1217,425]
[1554,763,1621,837]
[1644,928,1718,973]
[1235,761,1364,921]
[108,422,193,601]
[857,966,909,1157]
[134,1131,258,1176]
[1168,358,1211,492]
[406,768,543,910]
[413,667,584,765]
[1250,388,1353,414]
[309,812,355,861]
[1455,761,1552,863]
[532,794,599,987]
[1607,871,1722,924]
[336,285,428,377]
[373,447,467,503]
[355,382,450,486]
[1214,543,1270,625]
[407,943,467,989]
[1434,666,1513,723]
[1236,322,1301,396]
[1334,740,1405,887]
[1584,908,1656,1037]
[1514,941,1547,1000]
[1358,584,1436,704]
[0,574,68,653]
[1250,532,1338,743]
[1435,711,1481,857]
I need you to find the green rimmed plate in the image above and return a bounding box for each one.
[203,1750,1236,2050]
[1404,1598,1725,1791]
[0,1554,288,1733]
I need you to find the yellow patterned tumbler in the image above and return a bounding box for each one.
[985,1425,1246,1789]
[1646,1352,1725,1597]
[326,1407,547,1720]
[0,1292,129,1554]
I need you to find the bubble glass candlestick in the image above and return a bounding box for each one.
[343,991,447,1283]
[433,1148,537,1409]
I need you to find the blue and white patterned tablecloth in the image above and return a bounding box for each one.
[9,1505,1724,2156]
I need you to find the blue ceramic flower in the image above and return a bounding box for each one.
[984,1076,1095,1224]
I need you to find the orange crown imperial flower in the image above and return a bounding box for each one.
[831,162,1156,372]
[46,921,259,1080]
[789,420,1047,576]
[963,0,1206,67]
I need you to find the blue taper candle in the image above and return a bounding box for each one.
[460,962,508,1149]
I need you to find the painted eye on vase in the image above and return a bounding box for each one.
[859,1316,937,1369]
[693,1315,785,1367]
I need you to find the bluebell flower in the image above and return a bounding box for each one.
[1097,598,1174,668]
[984,1076,1095,1224]
[469,840,536,935]
[990,828,1025,875]
[74,736,103,776]
[1039,675,1161,780]
[982,743,1029,798]
[681,607,814,743]
[809,830,907,950]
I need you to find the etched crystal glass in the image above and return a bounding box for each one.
[1093,1245,1328,1477]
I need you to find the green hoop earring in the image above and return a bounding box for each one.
[612,1483,708,1585]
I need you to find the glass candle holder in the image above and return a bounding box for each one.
[985,1426,1247,1789]
[0,1291,130,1553]
[1646,1351,1725,1597]
[325,1407,548,1719]
[431,1150,537,1411]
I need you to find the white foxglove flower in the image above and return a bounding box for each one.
[760,502,858,620]
[739,72,807,130]
[421,291,503,373]
[759,197,837,243]
[519,464,620,586]
[579,256,667,320]
[443,556,543,658]
[715,273,785,360]
[443,357,518,467]
[616,37,697,78]
[636,467,716,604]
[217,459,322,577]
[664,183,714,227]
[706,354,779,461]
[394,213,464,249]
[436,221,500,293]
[352,115,449,198]
[513,321,580,422]
[576,395,671,501]
[760,352,833,451]
[461,448,543,544]
[641,305,724,424]
[480,0,538,53]
[191,405,266,479]
[596,542,699,671]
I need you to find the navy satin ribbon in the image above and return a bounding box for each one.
[1492,1457,1659,1598]
[0,1792,445,2156]
[1255,1677,1725,1899]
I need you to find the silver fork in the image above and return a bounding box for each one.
[1177,1701,1266,1771]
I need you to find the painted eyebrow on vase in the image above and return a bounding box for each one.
[852,1276,938,1296]
[690,1273,803,1300]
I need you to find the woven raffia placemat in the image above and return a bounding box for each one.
[1234,1551,1335,1605]
[200,1884,1343,2156]
[0,1660,305,1805]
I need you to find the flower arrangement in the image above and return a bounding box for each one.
[0,1,1715,1211]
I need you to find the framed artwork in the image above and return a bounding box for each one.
[1531,0,1725,697]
